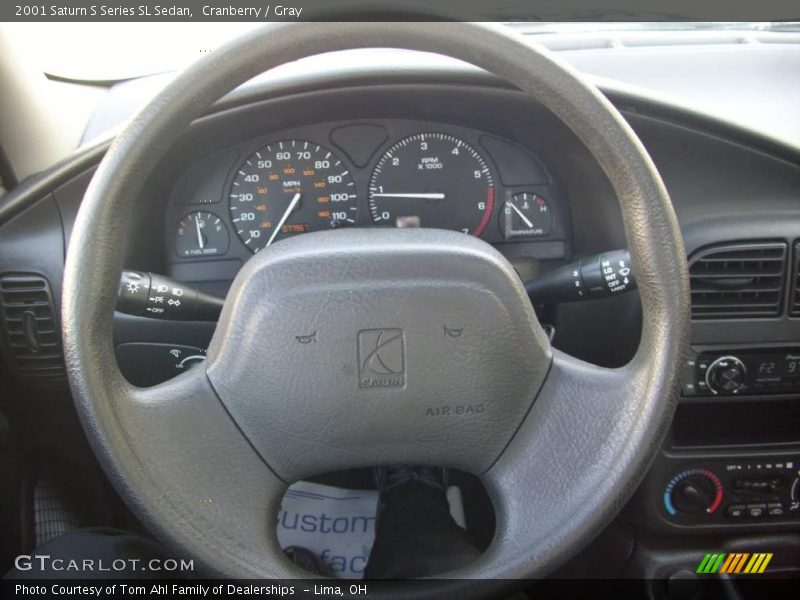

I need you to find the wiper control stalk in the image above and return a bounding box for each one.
[524,249,637,302]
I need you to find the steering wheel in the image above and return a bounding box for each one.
[62,22,688,589]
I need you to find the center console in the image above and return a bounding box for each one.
[635,345,800,534]
[645,449,800,531]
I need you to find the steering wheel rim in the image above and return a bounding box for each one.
[62,22,689,588]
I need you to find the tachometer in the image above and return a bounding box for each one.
[229,140,358,252]
[368,133,494,236]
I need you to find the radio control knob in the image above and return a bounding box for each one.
[705,356,746,395]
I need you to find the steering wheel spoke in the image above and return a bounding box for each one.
[476,351,655,577]
[111,367,299,577]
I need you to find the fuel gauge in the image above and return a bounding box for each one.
[499,192,553,240]
[175,211,229,257]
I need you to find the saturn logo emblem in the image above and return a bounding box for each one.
[357,328,406,389]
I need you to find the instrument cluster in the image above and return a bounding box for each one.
[164,119,570,270]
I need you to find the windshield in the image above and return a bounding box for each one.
[507,21,800,33]
[1,21,796,83]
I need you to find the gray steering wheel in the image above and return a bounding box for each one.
[62,22,689,590]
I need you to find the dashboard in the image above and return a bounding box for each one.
[164,119,569,292]
[1,43,799,581]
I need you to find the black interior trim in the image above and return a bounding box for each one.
[0,143,18,192]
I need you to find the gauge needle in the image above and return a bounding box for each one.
[371,192,445,200]
[194,215,205,250]
[506,201,534,228]
[267,192,301,247]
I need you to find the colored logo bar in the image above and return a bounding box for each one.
[696,552,773,574]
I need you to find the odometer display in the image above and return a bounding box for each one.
[229,140,358,252]
[368,133,494,236]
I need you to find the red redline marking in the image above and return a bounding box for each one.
[472,186,494,237]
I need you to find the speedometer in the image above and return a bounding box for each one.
[368,133,494,236]
[229,139,358,252]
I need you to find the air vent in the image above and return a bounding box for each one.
[688,242,788,320]
[791,241,800,318]
[0,274,64,378]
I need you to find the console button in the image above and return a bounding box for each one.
[767,503,785,517]
[747,503,767,518]
[726,504,746,518]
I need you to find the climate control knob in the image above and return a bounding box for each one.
[705,356,746,395]
[664,469,724,516]
[672,477,717,514]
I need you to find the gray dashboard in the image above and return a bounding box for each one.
[1,51,799,572]
[82,41,800,150]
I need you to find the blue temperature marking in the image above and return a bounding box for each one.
[664,490,677,515]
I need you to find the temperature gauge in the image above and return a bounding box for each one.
[175,211,229,257]
[499,192,553,240]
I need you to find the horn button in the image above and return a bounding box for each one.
[206,229,551,481]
